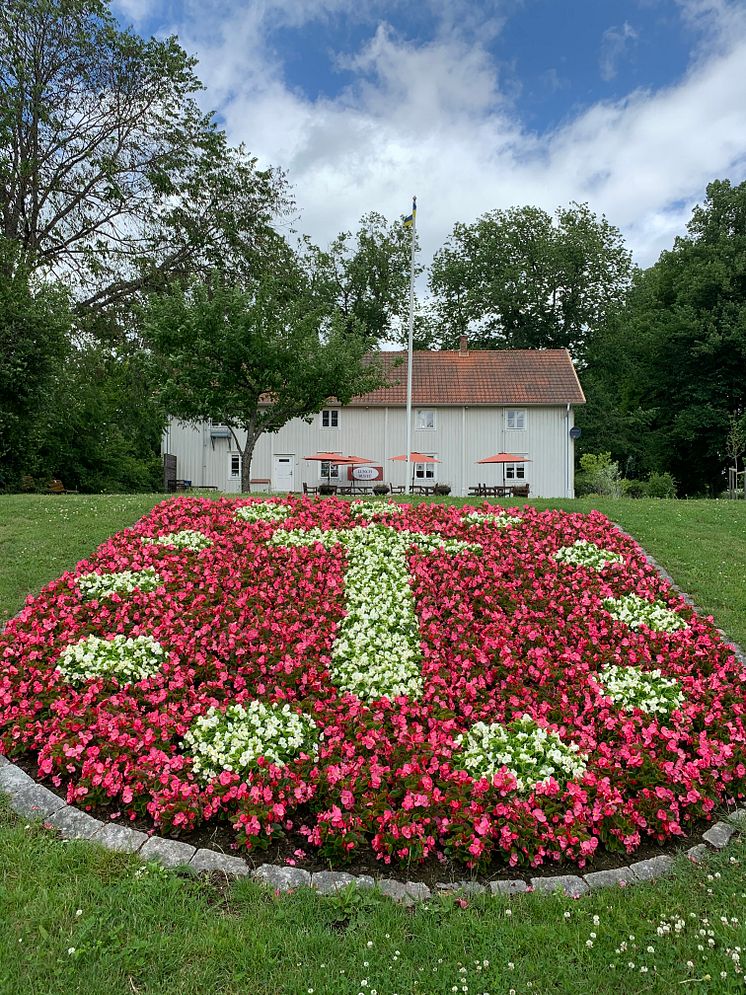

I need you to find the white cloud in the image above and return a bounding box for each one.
[127,0,746,270]
[599,22,638,82]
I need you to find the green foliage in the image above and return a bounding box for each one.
[429,202,632,360]
[579,179,746,495]
[145,255,387,491]
[575,452,623,497]
[0,239,71,487]
[0,0,287,312]
[646,472,677,499]
[305,212,416,344]
[38,345,165,492]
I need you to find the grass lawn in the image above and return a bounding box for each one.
[1,492,745,994]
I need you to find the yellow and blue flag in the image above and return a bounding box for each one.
[402,196,417,227]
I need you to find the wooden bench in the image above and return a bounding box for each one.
[47,479,78,494]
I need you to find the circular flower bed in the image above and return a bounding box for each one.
[1,496,744,871]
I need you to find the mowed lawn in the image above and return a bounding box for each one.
[1,493,745,995]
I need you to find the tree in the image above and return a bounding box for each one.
[0,236,69,485]
[578,179,746,494]
[0,0,287,311]
[39,343,165,491]
[304,212,416,345]
[429,203,633,360]
[145,250,388,492]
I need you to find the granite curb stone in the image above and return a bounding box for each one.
[252,864,312,891]
[686,844,712,863]
[139,835,196,868]
[583,867,638,890]
[530,875,589,897]
[190,849,251,876]
[702,821,736,849]
[49,805,106,840]
[8,781,68,820]
[489,879,529,895]
[93,822,148,854]
[628,855,674,881]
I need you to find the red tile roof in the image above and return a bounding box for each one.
[345,348,585,407]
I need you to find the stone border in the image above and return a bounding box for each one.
[1,526,745,903]
[1,752,743,902]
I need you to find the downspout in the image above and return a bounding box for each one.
[564,404,569,498]
[461,406,466,496]
[201,422,207,487]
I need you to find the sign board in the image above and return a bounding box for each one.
[569,427,582,440]
[350,465,383,481]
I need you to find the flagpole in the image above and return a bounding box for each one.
[404,195,416,495]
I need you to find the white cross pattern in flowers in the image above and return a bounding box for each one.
[270,522,481,702]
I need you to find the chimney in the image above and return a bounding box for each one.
[458,335,468,356]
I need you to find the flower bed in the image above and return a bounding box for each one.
[1,496,744,872]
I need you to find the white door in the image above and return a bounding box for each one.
[272,454,295,492]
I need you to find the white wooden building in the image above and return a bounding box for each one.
[162,342,585,498]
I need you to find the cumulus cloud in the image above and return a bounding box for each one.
[114,0,746,269]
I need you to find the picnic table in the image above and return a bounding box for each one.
[468,484,530,498]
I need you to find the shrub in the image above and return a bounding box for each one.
[646,471,677,498]
[576,452,623,497]
[622,478,648,499]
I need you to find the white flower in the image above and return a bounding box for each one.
[554,540,624,571]
[57,633,167,685]
[461,511,522,528]
[603,593,687,633]
[454,714,587,793]
[235,502,291,523]
[184,700,318,781]
[595,663,684,716]
[77,567,163,600]
[142,530,212,551]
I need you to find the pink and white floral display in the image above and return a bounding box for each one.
[1,496,744,871]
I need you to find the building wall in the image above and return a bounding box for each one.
[163,405,577,498]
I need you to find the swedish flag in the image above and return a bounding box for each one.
[402,196,417,227]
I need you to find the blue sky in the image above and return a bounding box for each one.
[113,0,746,268]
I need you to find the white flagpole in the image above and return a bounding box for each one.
[404,195,416,495]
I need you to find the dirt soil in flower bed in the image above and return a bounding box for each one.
[2,496,745,881]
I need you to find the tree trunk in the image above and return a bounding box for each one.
[240,427,262,493]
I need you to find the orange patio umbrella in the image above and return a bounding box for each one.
[304,451,356,485]
[390,451,442,488]
[476,452,532,486]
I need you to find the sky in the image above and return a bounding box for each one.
[111,0,746,271]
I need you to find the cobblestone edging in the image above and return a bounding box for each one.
[1,530,745,903]
[1,749,744,903]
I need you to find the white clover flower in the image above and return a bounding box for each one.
[603,593,688,633]
[184,700,318,781]
[235,502,291,523]
[595,664,684,716]
[454,714,587,793]
[554,540,624,571]
[142,530,212,551]
[57,633,167,685]
[77,568,163,600]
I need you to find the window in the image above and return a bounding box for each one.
[506,409,527,431]
[505,463,526,480]
[415,409,435,430]
[230,454,241,477]
[321,409,339,428]
[319,461,340,480]
[414,457,437,481]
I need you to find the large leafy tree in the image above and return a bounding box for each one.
[578,179,746,494]
[0,237,70,485]
[145,243,387,492]
[305,212,416,344]
[0,0,287,311]
[429,203,632,360]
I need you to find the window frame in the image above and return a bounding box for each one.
[505,462,526,480]
[230,454,241,477]
[320,409,340,429]
[506,408,527,431]
[319,461,341,480]
[415,408,436,431]
[414,455,437,481]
